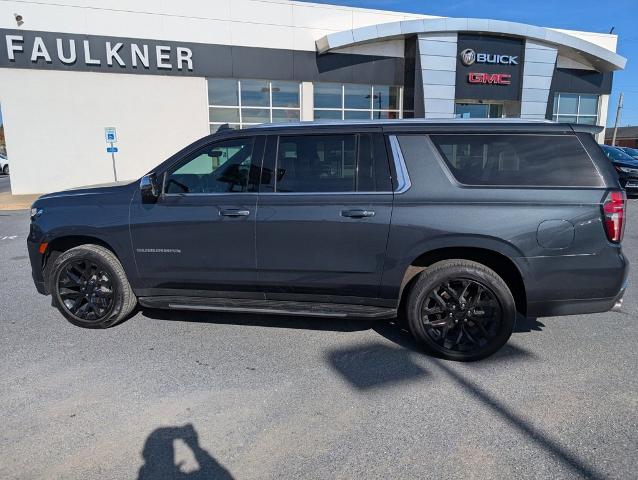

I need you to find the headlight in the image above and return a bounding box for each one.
[30,207,42,220]
[618,167,638,174]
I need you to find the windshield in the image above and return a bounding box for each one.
[601,145,637,162]
[621,147,638,157]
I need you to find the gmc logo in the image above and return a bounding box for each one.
[468,72,512,85]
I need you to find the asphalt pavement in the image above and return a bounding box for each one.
[0,204,636,479]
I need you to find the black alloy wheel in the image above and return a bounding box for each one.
[420,279,502,353]
[406,259,516,361]
[57,259,115,322]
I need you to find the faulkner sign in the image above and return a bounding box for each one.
[455,34,524,101]
[0,29,200,76]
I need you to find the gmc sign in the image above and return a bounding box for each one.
[468,72,512,85]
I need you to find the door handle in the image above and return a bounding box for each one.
[341,209,375,218]
[220,209,250,217]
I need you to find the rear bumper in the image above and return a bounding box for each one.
[523,249,629,318]
[528,284,626,317]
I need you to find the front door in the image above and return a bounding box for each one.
[256,130,393,299]
[129,135,263,295]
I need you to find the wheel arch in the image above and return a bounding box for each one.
[398,246,527,317]
[42,235,123,291]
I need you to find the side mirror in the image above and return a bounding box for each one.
[140,173,160,203]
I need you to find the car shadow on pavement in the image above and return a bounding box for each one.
[138,423,233,480]
[141,308,375,333]
[331,322,605,480]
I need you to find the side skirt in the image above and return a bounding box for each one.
[138,296,397,319]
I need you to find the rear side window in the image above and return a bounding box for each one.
[427,134,602,187]
[272,133,391,193]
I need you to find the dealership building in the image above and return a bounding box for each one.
[0,0,626,194]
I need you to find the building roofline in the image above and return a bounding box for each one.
[315,17,626,72]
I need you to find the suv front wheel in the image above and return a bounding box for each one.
[49,244,137,328]
[406,260,516,361]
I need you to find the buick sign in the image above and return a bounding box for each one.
[460,48,518,66]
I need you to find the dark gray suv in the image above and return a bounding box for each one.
[28,120,629,361]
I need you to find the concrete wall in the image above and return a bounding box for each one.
[0,69,208,193]
[0,0,429,53]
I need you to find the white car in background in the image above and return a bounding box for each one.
[0,154,8,175]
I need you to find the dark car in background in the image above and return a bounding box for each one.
[600,144,638,192]
[27,120,628,361]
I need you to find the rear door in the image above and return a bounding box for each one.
[256,129,393,299]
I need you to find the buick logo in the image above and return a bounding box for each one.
[460,48,476,66]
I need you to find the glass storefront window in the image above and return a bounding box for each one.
[240,79,269,107]
[314,109,342,120]
[372,85,400,110]
[272,109,300,122]
[344,110,371,120]
[241,108,270,123]
[207,78,238,106]
[314,82,402,121]
[209,107,240,123]
[314,83,342,109]
[208,79,301,131]
[272,81,301,108]
[552,93,599,125]
[454,103,503,119]
[344,84,372,109]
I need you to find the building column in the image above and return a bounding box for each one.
[520,40,557,120]
[417,33,458,119]
[598,94,610,143]
[300,81,314,121]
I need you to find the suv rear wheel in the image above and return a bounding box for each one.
[49,244,136,328]
[406,260,516,361]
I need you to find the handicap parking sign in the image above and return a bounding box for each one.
[104,127,117,143]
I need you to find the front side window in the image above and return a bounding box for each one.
[425,134,602,187]
[271,134,390,193]
[165,138,257,194]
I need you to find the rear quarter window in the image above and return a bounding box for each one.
[424,134,603,187]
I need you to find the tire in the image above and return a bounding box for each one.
[49,244,137,328]
[2,165,7,175]
[406,259,516,362]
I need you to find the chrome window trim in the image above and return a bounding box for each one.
[389,135,411,194]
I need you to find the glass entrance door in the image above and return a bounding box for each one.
[455,103,503,119]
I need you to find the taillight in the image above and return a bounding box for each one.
[602,190,626,243]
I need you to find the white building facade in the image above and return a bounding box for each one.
[0,0,626,194]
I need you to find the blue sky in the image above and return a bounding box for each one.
[304,0,638,126]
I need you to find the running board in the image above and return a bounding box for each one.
[138,296,397,319]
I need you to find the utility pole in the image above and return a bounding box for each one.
[611,92,624,146]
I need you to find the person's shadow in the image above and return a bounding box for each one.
[138,424,234,480]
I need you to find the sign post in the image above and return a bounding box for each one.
[104,127,118,181]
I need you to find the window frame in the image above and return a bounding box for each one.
[161,135,264,197]
[423,133,604,189]
[259,131,393,195]
[552,93,599,126]
[208,79,302,132]
[313,83,403,121]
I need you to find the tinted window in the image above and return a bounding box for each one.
[165,138,257,194]
[427,134,602,187]
[272,134,390,193]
